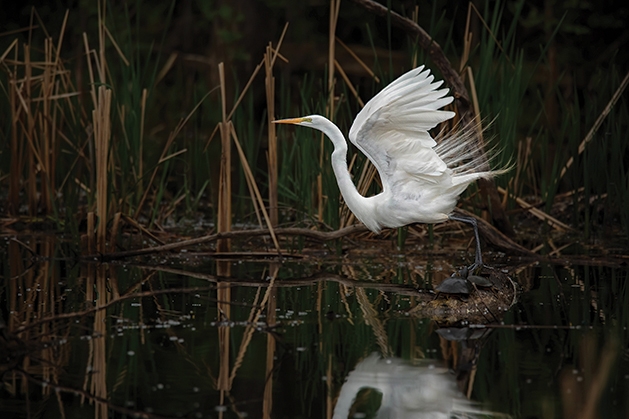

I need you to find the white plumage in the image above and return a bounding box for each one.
[332,353,495,419]
[274,65,502,263]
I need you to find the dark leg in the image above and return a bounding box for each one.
[448,214,483,271]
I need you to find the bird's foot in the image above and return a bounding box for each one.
[464,262,485,276]
[435,275,471,295]
[453,263,483,279]
[457,264,496,289]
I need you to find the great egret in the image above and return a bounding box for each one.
[274,65,504,269]
[333,353,494,418]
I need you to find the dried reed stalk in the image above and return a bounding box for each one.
[217,63,232,254]
[265,46,278,226]
[262,24,288,228]
[333,59,364,107]
[466,67,484,146]
[41,38,54,214]
[497,186,572,231]
[4,14,76,216]
[109,212,122,253]
[82,33,98,108]
[335,36,380,83]
[90,6,110,413]
[231,124,281,252]
[93,86,112,253]
[317,0,342,223]
[85,211,96,345]
[8,60,20,215]
[459,3,474,74]
[203,25,288,239]
[139,88,147,187]
[215,64,233,392]
[25,44,37,215]
[558,69,629,181]
[96,0,106,84]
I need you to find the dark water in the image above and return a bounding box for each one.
[1,236,628,418]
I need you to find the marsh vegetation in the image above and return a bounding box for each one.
[0,0,628,418]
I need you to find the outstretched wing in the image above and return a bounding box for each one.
[348,66,455,193]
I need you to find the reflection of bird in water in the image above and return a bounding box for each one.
[333,353,497,419]
[275,66,506,270]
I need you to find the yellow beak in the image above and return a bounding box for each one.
[272,117,309,124]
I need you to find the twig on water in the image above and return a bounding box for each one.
[81,225,369,261]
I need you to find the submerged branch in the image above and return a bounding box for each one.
[81,210,534,262]
[82,225,369,261]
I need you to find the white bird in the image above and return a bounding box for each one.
[274,65,504,269]
[332,353,496,419]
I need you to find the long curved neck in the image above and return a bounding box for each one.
[315,118,377,230]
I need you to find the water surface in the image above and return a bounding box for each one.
[0,236,627,418]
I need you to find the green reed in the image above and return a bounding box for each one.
[0,0,627,246]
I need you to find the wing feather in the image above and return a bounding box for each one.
[348,66,455,192]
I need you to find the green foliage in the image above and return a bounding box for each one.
[0,0,627,244]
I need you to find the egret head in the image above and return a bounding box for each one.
[273,114,345,150]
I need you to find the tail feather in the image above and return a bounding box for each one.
[451,170,497,186]
[434,118,511,180]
